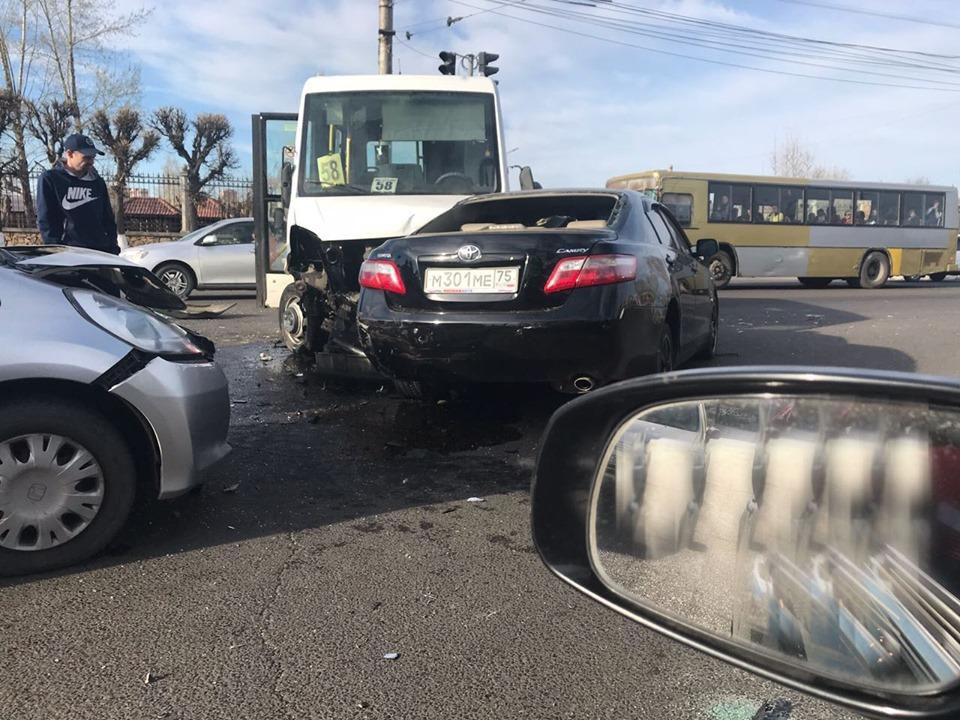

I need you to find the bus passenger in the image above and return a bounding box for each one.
[711,194,730,220]
[767,204,784,223]
[905,209,920,226]
[926,199,943,227]
[855,210,866,225]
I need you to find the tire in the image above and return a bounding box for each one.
[858,251,890,289]
[930,272,948,282]
[797,277,832,288]
[0,397,136,577]
[708,250,735,289]
[153,262,195,300]
[655,323,675,373]
[279,281,325,355]
[693,301,719,361]
[394,379,446,401]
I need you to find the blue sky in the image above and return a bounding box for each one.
[112,0,960,188]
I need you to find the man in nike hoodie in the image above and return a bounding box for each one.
[36,133,119,254]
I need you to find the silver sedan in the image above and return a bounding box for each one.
[0,246,231,576]
[121,217,255,299]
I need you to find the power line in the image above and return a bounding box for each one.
[396,38,436,59]
[514,0,960,83]
[446,0,960,92]
[772,0,960,31]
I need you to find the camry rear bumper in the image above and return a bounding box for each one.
[357,289,664,386]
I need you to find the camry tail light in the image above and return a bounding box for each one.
[359,259,407,294]
[543,254,637,294]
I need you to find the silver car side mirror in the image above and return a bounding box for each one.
[532,368,960,719]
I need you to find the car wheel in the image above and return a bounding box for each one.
[797,277,832,288]
[656,324,675,373]
[930,272,948,282]
[708,250,735,289]
[279,282,326,355]
[858,251,890,289]
[0,398,136,577]
[154,262,195,300]
[693,303,719,361]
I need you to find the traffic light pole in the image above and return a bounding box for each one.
[378,0,394,74]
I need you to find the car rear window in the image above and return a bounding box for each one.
[416,194,618,233]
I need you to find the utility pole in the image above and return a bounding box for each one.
[378,0,394,74]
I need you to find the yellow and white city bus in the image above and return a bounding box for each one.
[606,170,958,289]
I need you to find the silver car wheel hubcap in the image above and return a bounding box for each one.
[160,269,187,295]
[0,434,104,552]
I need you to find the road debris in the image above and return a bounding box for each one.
[466,497,485,503]
[222,482,241,494]
[383,652,400,660]
[258,352,273,362]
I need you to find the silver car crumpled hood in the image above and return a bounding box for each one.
[4,245,186,311]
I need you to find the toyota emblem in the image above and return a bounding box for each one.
[457,245,482,262]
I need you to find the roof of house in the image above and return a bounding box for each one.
[125,196,179,217]
[196,197,224,219]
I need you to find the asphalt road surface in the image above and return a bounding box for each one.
[4,278,958,720]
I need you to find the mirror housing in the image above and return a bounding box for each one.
[199,234,219,246]
[696,238,719,259]
[519,166,542,191]
[532,367,960,719]
[280,161,294,209]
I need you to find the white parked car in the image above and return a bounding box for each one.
[121,217,255,299]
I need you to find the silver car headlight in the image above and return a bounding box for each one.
[65,288,204,358]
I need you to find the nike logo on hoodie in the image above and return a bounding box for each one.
[61,186,98,211]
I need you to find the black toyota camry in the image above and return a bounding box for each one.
[356,189,720,396]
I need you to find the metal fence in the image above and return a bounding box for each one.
[1,171,253,233]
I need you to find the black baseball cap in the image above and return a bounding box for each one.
[63,133,105,156]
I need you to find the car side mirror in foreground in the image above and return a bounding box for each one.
[696,238,719,259]
[532,368,960,719]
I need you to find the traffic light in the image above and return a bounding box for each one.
[438,51,457,76]
[477,51,499,77]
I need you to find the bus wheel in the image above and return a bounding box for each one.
[709,250,735,289]
[930,272,948,282]
[858,251,890,289]
[797,277,832,288]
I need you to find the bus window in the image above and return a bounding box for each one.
[806,188,829,224]
[903,192,924,226]
[831,189,853,225]
[731,185,751,222]
[782,187,803,223]
[924,193,945,227]
[661,193,692,227]
[708,182,732,221]
[857,191,879,225]
[878,191,900,226]
[754,185,782,223]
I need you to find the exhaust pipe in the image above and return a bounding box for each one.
[573,376,596,393]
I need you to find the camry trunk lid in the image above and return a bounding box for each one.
[373,227,616,311]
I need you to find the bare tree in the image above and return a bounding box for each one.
[34,0,150,129]
[904,176,931,186]
[25,96,76,164]
[89,105,158,233]
[770,134,850,181]
[151,107,238,231]
[0,0,39,224]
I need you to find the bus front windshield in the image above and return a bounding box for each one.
[299,91,500,197]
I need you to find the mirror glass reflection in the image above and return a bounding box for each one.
[591,395,960,691]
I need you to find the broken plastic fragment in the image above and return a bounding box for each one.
[383,652,400,660]
[466,497,485,503]
[258,352,273,362]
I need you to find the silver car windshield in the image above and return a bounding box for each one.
[298,91,500,197]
